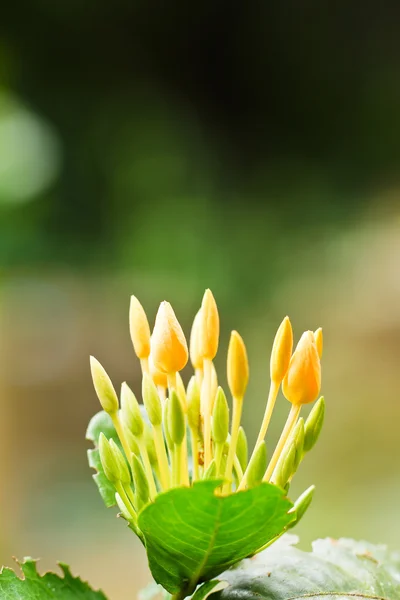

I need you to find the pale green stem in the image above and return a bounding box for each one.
[214,442,224,477]
[138,436,158,499]
[153,424,171,490]
[190,432,200,481]
[223,396,243,493]
[140,357,149,374]
[263,404,301,481]
[202,358,213,469]
[233,454,244,483]
[181,429,190,486]
[115,481,137,524]
[172,444,182,486]
[111,413,133,468]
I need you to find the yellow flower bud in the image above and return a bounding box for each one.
[190,309,203,369]
[270,316,293,383]
[129,295,151,359]
[282,331,321,406]
[227,330,249,399]
[90,356,119,415]
[314,327,323,359]
[200,289,219,360]
[151,301,188,374]
[149,353,168,388]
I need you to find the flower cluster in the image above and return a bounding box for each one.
[90,289,324,535]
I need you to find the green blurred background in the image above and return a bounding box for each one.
[1,1,400,597]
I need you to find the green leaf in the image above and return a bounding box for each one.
[191,580,229,600]
[86,410,120,508]
[212,535,400,600]
[138,480,294,596]
[0,558,108,599]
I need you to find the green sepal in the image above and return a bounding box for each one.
[246,441,267,487]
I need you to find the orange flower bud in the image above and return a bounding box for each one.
[149,353,168,388]
[129,295,151,359]
[200,289,219,360]
[151,301,188,374]
[227,330,249,399]
[314,327,323,359]
[190,309,203,369]
[282,331,321,405]
[270,316,293,383]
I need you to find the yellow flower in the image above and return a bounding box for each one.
[282,331,321,405]
[314,327,323,359]
[151,301,188,374]
[270,316,293,383]
[129,295,151,359]
[200,289,219,360]
[149,352,168,388]
[227,330,249,399]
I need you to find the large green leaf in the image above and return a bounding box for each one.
[138,480,294,596]
[0,559,108,599]
[86,410,120,508]
[212,535,400,600]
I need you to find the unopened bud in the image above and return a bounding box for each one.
[190,309,203,369]
[273,442,296,489]
[247,441,267,488]
[203,459,217,479]
[131,454,150,512]
[151,301,188,374]
[124,426,140,456]
[115,492,132,522]
[212,387,229,444]
[144,424,157,466]
[149,353,168,389]
[288,485,315,528]
[200,289,219,360]
[168,390,185,445]
[121,382,144,437]
[270,317,293,383]
[90,356,119,415]
[314,328,323,359]
[227,330,249,399]
[304,396,325,453]
[142,373,162,426]
[187,376,201,437]
[129,295,151,359]
[109,439,131,484]
[99,433,120,483]
[282,331,321,405]
[236,426,248,472]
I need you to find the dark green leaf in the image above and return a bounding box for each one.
[138,480,294,596]
[0,558,108,599]
[214,535,400,600]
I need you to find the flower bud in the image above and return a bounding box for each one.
[129,295,151,359]
[227,331,249,399]
[212,387,229,444]
[124,426,140,456]
[168,390,185,445]
[273,442,296,489]
[246,441,267,488]
[200,289,219,360]
[109,439,131,484]
[288,485,315,529]
[151,301,188,374]
[190,309,203,369]
[90,356,119,415]
[121,382,144,437]
[149,353,168,388]
[131,454,150,511]
[144,423,157,465]
[282,331,321,405]
[142,373,162,426]
[115,492,132,522]
[304,396,325,453]
[270,317,293,383]
[236,426,248,472]
[163,398,174,450]
[203,459,217,479]
[187,376,201,437]
[314,328,323,359]
[99,433,120,483]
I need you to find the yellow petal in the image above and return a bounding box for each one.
[270,316,293,383]
[282,331,321,405]
[190,309,203,369]
[129,295,151,359]
[200,289,219,360]
[227,330,249,399]
[151,301,188,374]
[314,327,323,359]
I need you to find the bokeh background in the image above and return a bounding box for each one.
[1,1,400,598]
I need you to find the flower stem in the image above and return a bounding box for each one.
[153,424,171,490]
[202,358,213,469]
[190,433,200,481]
[111,413,133,468]
[223,396,243,493]
[263,404,301,481]
[138,436,158,498]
